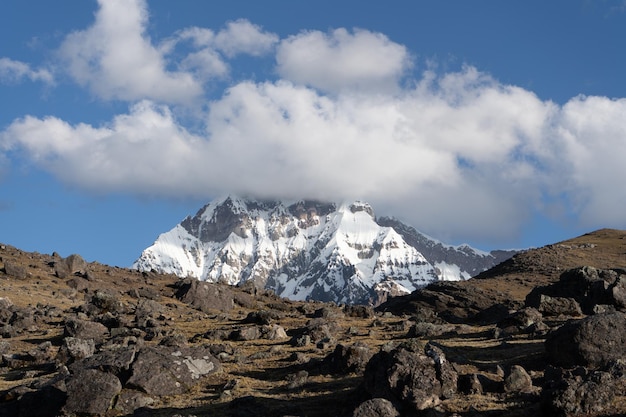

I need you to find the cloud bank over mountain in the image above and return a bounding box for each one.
[1,0,626,244]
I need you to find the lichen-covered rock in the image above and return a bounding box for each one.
[127,345,221,396]
[57,337,96,363]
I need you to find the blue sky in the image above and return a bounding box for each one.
[1,0,626,266]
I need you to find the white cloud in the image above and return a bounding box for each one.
[214,19,278,57]
[2,101,205,196]
[58,0,202,103]
[276,28,411,94]
[4,61,626,243]
[0,57,54,85]
[172,20,277,82]
[2,0,626,245]
[0,67,562,242]
[550,95,626,226]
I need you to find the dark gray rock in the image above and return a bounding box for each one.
[3,261,28,279]
[230,326,261,341]
[242,310,281,325]
[344,304,375,318]
[9,385,66,417]
[527,266,626,314]
[259,324,288,340]
[543,367,619,417]
[545,311,626,368]
[363,343,456,412]
[426,343,457,399]
[64,318,109,344]
[135,298,165,325]
[536,295,582,317]
[323,342,373,374]
[353,398,400,417]
[175,278,234,313]
[64,368,121,416]
[69,346,137,376]
[57,337,96,363]
[497,307,543,334]
[55,254,87,278]
[114,389,155,415]
[127,345,221,396]
[504,365,534,393]
[89,289,126,315]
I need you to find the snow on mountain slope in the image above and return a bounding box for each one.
[133,196,515,305]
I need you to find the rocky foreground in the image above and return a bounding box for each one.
[0,229,625,416]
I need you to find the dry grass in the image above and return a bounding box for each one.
[0,230,624,415]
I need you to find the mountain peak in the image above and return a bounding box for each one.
[134,196,515,305]
[346,201,375,218]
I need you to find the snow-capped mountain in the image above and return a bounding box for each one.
[133,196,516,305]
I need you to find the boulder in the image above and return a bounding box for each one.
[363,342,457,412]
[323,342,374,374]
[55,254,87,278]
[69,346,137,376]
[57,337,95,363]
[343,304,375,319]
[260,324,289,340]
[497,307,543,334]
[230,326,261,341]
[353,398,400,417]
[113,389,155,415]
[64,318,109,344]
[175,278,234,313]
[536,295,582,317]
[64,368,122,416]
[527,266,626,314]
[504,365,534,393]
[134,298,165,325]
[545,311,626,368]
[9,385,66,417]
[426,343,457,399]
[3,261,28,279]
[89,289,126,315]
[543,366,622,417]
[127,345,221,396]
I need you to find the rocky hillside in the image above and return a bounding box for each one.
[133,196,515,305]
[0,229,625,416]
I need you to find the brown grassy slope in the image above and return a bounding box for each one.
[471,228,626,303]
[0,229,624,416]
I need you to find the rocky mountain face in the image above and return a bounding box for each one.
[133,196,515,305]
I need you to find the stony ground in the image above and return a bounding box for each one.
[0,229,624,416]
